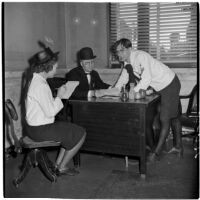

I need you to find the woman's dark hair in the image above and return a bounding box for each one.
[20,47,59,122]
[29,48,58,73]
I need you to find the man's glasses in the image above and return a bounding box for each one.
[116,48,127,54]
[82,60,94,65]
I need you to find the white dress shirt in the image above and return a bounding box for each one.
[130,50,175,92]
[114,50,175,92]
[26,73,63,126]
[86,73,91,85]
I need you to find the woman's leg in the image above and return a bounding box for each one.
[56,147,66,166]
[58,132,86,170]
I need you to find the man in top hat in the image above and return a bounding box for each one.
[66,47,110,99]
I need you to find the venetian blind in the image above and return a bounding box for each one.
[109,2,198,67]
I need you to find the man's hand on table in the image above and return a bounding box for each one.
[95,88,121,98]
[88,90,96,98]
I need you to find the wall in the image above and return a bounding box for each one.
[64,3,109,68]
[4,2,66,71]
[4,3,109,72]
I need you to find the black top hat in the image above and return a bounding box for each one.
[79,47,96,60]
[29,46,59,66]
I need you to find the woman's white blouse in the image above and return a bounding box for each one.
[26,73,63,126]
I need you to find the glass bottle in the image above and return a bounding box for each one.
[121,84,128,102]
[129,83,135,99]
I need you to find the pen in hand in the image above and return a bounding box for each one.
[57,85,67,99]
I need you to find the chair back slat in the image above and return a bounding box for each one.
[5,99,18,121]
[5,99,22,152]
[187,85,198,115]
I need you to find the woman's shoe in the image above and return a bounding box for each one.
[47,163,58,174]
[56,167,80,176]
[168,147,183,157]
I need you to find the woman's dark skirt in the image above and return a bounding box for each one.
[26,121,86,150]
[158,75,181,121]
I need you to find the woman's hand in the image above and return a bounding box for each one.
[57,85,66,99]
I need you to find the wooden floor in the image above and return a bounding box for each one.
[3,138,199,199]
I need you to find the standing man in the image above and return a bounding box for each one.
[66,47,110,99]
[113,38,182,162]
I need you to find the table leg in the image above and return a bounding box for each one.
[125,156,129,168]
[139,156,146,179]
[140,173,146,179]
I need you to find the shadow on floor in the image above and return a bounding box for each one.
[3,139,199,199]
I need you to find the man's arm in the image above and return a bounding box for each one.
[133,53,152,92]
[113,68,129,89]
[66,70,89,99]
[92,71,110,90]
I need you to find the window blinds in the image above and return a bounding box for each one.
[109,2,198,67]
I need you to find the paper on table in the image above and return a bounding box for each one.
[62,81,79,99]
[95,88,121,99]
[103,88,121,97]
[101,95,120,99]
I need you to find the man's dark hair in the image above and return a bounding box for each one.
[112,38,132,52]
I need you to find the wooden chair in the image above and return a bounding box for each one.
[180,85,198,158]
[180,85,198,140]
[5,99,61,187]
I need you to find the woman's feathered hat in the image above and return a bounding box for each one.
[28,41,59,66]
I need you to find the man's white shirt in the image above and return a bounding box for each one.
[114,50,175,92]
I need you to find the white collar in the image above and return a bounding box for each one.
[33,73,47,83]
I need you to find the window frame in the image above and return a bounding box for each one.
[109,2,198,68]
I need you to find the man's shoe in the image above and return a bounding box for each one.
[168,147,183,158]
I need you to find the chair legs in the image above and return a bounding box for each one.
[13,153,32,187]
[13,149,57,187]
[37,149,57,182]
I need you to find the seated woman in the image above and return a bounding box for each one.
[22,44,86,176]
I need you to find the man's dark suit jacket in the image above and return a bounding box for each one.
[66,66,110,99]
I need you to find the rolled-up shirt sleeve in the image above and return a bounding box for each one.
[134,54,152,92]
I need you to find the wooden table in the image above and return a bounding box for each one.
[69,94,160,177]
